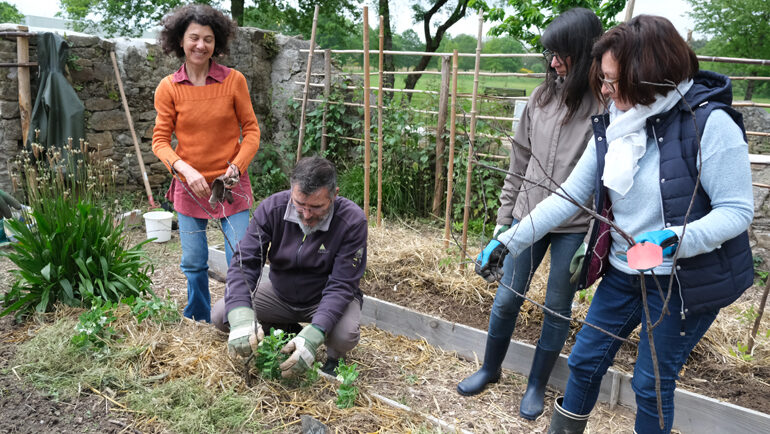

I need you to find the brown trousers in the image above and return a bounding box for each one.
[212,271,361,360]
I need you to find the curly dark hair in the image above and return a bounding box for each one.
[158,4,236,58]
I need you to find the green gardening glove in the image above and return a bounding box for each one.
[279,324,325,378]
[0,190,21,219]
[227,307,263,358]
[569,243,587,285]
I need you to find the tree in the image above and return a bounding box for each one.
[404,0,471,95]
[482,36,525,72]
[687,0,770,100]
[0,1,24,24]
[392,29,423,70]
[58,0,222,37]
[378,0,395,92]
[473,0,626,49]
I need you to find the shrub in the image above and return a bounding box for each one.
[1,139,154,319]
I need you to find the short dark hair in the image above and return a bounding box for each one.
[537,8,603,122]
[589,15,699,107]
[290,157,337,197]
[158,4,236,58]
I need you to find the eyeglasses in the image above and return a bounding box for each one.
[542,49,563,64]
[598,76,619,94]
[292,196,331,215]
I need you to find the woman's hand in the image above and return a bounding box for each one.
[223,163,240,189]
[173,160,210,198]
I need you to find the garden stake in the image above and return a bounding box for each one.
[111,51,157,209]
[747,275,770,354]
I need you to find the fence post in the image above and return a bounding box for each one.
[321,49,331,153]
[432,55,451,216]
[16,25,31,146]
[362,6,371,220]
[461,14,484,264]
[444,50,459,248]
[377,15,385,226]
[296,5,320,162]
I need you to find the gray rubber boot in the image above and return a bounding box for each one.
[519,345,561,420]
[547,397,589,434]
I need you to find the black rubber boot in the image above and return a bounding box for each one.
[519,345,562,420]
[321,357,339,376]
[547,397,589,434]
[456,332,511,396]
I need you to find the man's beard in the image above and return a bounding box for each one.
[297,205,334,236]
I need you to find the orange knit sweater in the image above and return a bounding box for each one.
[152,69,260,183]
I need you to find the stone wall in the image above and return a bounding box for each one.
[0,25,331,194]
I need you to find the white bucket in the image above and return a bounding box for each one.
[143,211,174,243]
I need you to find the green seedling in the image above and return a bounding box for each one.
[334,360,359,409]
[303,361,322,386]
[124,292,180,324]
[254,328,293,380]
[729,341,754,362]
[71,298,117,349]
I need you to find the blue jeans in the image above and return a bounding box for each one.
[490,229,585,351]
[177,210,250,322]
[562,266,719,433]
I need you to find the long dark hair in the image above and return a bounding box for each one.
[536,8,603,122]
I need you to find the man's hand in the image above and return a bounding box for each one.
[493,224,510,239]
[0,190,21,219]
[227,307,263,357]
[634,230,678,257]
[475,240,508,283]
[569,242,587,284]
[279,324,325,378]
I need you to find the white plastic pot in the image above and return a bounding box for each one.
[143,211,174,243]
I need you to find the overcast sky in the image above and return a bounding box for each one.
[8,0,696,39]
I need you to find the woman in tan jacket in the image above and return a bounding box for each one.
[457,8,603,420]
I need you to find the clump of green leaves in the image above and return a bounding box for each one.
[254,328,293,380]
[2,139,154,319]
[729,341,754,362]
[334,360,359,409]
[125,293,180,324]
[71,298,118,349]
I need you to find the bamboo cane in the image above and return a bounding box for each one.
[362,7,371,220]
[461,14,484,263]
[321,49,331,153]
[444,50,459,248]
[432,56,450,216]
[747,278,770,354]
[296,5,320,162]
[377,15,384,226]
[110,51,157,209]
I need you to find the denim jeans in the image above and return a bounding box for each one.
[562,266,719,433]
[177,210,250,322]
[490,229,585,351]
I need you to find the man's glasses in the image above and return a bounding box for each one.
[542,49,563,64]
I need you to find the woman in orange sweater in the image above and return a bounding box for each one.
[152,4,260,322]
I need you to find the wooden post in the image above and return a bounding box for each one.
[444,50,459,248]
[320,49,331,153]
[624,0,636,21]
[377,15,384,226]
[362,7,371,220]
[296,5,320,162]
[747,278,770,354]
[110,51,157,209]
[16,25,31,146]
[432,55,450,216]
[461,14,484,262]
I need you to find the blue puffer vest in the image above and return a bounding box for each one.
[578,71,753,315]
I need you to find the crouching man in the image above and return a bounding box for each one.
[213,156,367,377]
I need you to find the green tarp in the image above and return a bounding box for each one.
[27,32,85,148]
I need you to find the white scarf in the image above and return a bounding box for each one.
[602,80,694,196]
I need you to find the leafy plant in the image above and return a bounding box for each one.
[125,292,180,324]
[71,298,118,349]
[254,328,293,380]
[334,359,359,409]
[1,140,154,319]
[729,341,754,362]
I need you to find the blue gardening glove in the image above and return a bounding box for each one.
[0,189,21,219]
[475,240,508,283]
[227,307,264,357]
[279,324,325,378]
[634,229,679,257]
[493,224,510,239]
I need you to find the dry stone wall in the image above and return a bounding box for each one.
[0,24,330,195]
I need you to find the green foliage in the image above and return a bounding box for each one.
[0,1,24,24]
[254,327,293,380]
[753,255,768,286]
[2,141,154,319]
[472,0,626,49]
[334,360,359,409]
[71,298,118,349]
[729,341,754,362]
[125,292,180,324]
[67,54,83,71]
